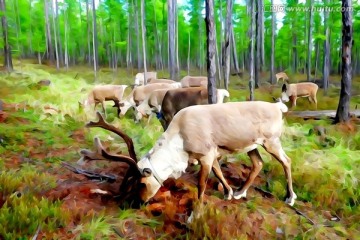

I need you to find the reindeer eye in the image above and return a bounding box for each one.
[143,168,152,177]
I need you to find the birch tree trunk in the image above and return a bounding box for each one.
[168,0,177,80]
[44,0,54,63]
[135,0,141,70]
[140,0,147,83]
[314,41,319,80]
[187,31,191,75]
[86,0,91,66]
[153,0,160,70]
[259,0,264,70]
[126,0,133,73]
[270,0,276,84]
[175,3,179,73]
[0,0,13,71]
[335,0,352,123]
[55,0,63,66]
[205,0,217,104]
[323,0,330,94]
[255,1,260,88]
[249,0,256,100]
[52,0,60,69]
[222,0,233,90]
[64,9,69,69]
[92,0,99,77]
[230,26,240,75]
[306,0,313,82]
[219,0,223,75]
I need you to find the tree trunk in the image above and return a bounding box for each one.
[259,0,264,70]
[0,0,13,71]
[168,0,177,80]
[44,0,54,63]
[270,0,276,84]
[153,0,160,70]
[222,0,233,90]
[161,0,166,70]
[314,41,320,80]
[219,0,223,77]
[187,31,190,75]
[175,3,179,73]
[55,0,63,67]
[135,0,141,70]
[86,0,91,66]
[140,0,147,83]
[14,0,22,57]
[126,0,133,74]
[205,0,217,104]
[335,0,352,124]
[92,0,99,77]
[199,9,203,75]
[255,1,260,88]
[249,0,256,100]
[64,9,69,69]
[215,25,222,87]
[52,0,60,69]
[230,26,240,75]
[323,0,330,94]
[306,0,313,82]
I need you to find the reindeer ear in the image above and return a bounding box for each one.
[142,168,152,177]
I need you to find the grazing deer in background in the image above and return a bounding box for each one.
[281,81,318,109]
[81,85,128,118]
[160,87,230,130]
[276,72,289,83]
[180,76,207,88]
[79,101,297,222]
[134,71,158,86]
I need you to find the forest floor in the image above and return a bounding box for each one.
[0,60,360,239]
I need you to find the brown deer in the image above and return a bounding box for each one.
[276,72,289,83]
[81,85,128,117]
[79,101,297,220]
[281,82,318,109]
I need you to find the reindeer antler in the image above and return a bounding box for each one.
[86,112,138,161]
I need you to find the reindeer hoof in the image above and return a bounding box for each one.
[187,212,194,224]
[233,190,247,200]
[224,188,233,200]
[285,193,297,206]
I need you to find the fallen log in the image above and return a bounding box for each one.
[287,110,360,120]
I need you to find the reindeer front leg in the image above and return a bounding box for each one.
[212,159,233,200]
[263,138,297,206]
[234,149,263,200]
[289,96,297,109]
[188,152,214,223]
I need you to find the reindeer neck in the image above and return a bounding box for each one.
[138,132,189,184]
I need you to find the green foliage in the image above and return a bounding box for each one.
[0,196,68,239]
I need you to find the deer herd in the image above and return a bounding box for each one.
[77,71,318,222]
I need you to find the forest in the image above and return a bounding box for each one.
[0,0,360,239]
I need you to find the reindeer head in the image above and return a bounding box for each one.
[78,112,164,206]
